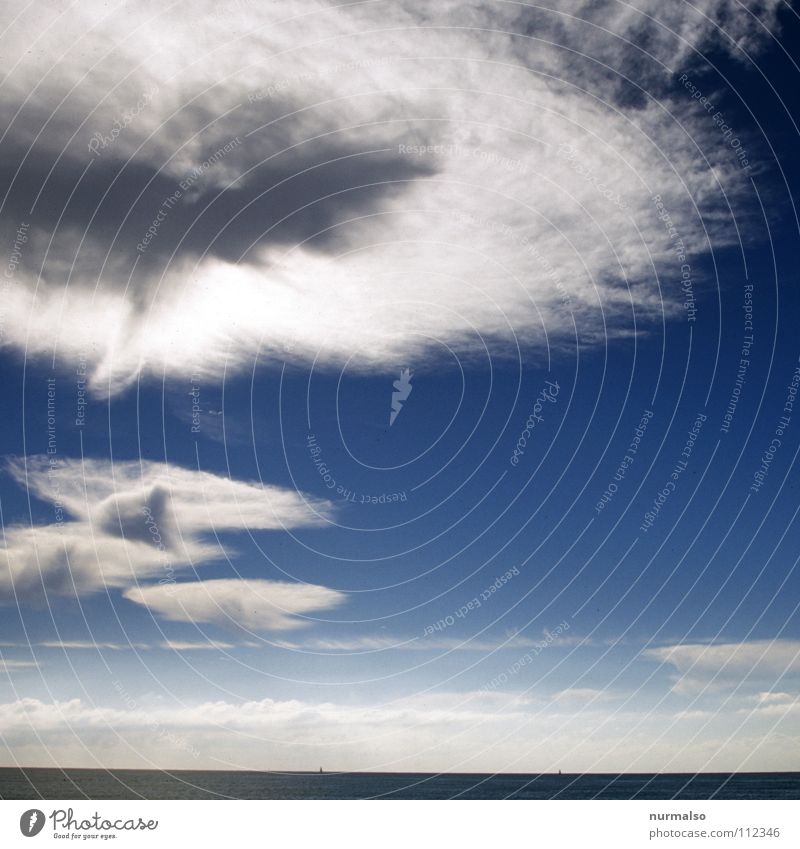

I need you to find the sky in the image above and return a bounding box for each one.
[0,0,799,774]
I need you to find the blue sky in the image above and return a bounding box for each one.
[0,0,799,773]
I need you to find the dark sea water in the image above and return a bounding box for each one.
[1,769,798,800]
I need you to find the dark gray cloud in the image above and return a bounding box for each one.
[0,121,435,294]
[0,0,781,392]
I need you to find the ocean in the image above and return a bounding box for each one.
[0,769,797,800]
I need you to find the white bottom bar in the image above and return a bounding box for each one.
[1,800,796,848]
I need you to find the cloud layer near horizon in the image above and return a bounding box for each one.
[0,683,795,773]
[0,0,779,393]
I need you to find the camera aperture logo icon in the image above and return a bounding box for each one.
[20,809,46,837]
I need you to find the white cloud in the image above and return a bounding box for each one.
[10,456,329,534]
[158,640,238,651]
[38,640,150,651]
[0,457,333,601]
[35,639,236,652]
[123,578,346,631]
[0,0,779,393]
[272,632,585,652]
[644,640,800,694]
[0,687,795,773]
[0,660,39,673]
[757,691,796,705]
[1,631,581,654]
[553,687,613,704]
